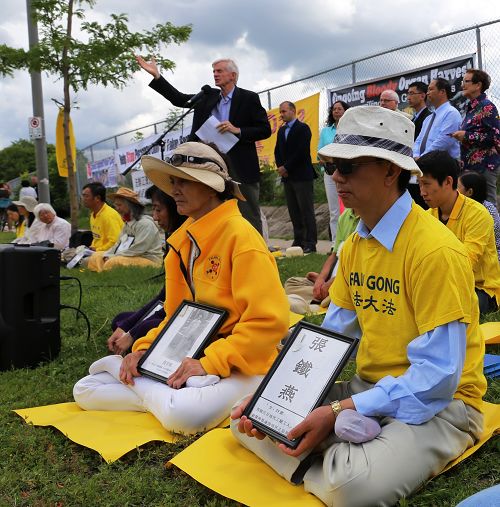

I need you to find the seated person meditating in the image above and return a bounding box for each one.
[10,196,43,244]
[107,185,187,355]
[86,187,163,272]
[231,106,486,507]
[33,203,71,250]
[74,142,289,434]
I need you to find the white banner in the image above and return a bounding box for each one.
[115,126,192,175]
[87,156,117,188]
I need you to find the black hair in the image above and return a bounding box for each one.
[459,171,487,203]
[21,180,30,187]
[397,169,412,193]
[145,185,186,233]
[6,203,25,226]
[83,181,106,202]
[408,81,428,95]
[417,150,459,188]
[433,78,452,99]
[327,101,350,127]
[466,68,491,93]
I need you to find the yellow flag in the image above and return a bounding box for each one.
[257,93,320,166]
[55,108,76,178]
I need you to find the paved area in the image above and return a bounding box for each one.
[267,238,332,255]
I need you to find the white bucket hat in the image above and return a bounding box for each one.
[141,142,245,200]
[318,106,422,176]
[12,195,38,212]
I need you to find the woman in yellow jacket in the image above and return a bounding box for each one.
[74,142,289,434]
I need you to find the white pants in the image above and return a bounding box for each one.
[73,355,262,435]
[324,173,340,243]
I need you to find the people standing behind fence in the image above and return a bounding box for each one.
[458,171,500,262]
[32,203,71,250]
[86,187,163,272]
[413,78,461,159]
[107,185,187,355]
[451,69,500,206]
[318,100,350,243]
[19,179,37,200]
[135,55,272,235]
[10,196,43,244]
[81,182,123,252]
[418,150,500,314]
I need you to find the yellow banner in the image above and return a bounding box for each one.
[55,108,77,178]
[257,93,320,166]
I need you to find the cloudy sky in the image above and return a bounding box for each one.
[1,0,500,154]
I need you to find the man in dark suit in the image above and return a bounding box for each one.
[408,81,432,139]
[135,56,271,234]
[407,81,432,208]
[274,101,317,253]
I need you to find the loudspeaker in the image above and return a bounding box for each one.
[0,244,61,370]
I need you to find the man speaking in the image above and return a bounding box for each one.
[136,55,271,233]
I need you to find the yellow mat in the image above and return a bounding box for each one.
[14,402,179,463]
[170,402,500,507]
[480,322,500,345]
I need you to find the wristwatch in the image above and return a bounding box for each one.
[330,400,343,417]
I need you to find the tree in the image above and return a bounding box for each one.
[0,138,70,215]
[0,0,191,230]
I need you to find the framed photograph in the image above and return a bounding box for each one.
[243,321,358,449]
[137,300,227,383]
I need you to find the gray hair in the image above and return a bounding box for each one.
[381,89,400,104]
[34,203,56,218]
[212,58,239,83]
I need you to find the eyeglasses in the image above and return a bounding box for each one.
[462,79,474,84]
[166,154,226,174]
[323,159,385,176]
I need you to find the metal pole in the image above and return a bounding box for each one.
[267,90,271,110]
[26,0,50,203]
[475,26,483,70]
[351,62,356,84]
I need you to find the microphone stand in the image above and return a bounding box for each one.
[122,106,194,176]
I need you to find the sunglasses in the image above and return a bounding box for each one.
[323,159,385,176]
[166,154,226,173]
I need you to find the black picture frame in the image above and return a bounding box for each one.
[243,321,358,449]
[137,300,227,383]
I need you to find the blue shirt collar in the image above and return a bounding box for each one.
[286,118,297,128]
[221,87,235,101]
[356,191,413,252]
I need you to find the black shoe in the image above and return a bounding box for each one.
[303,246,317,254]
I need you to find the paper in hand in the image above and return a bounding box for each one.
[195,115,238,154]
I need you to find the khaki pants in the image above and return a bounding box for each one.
[87,251,161,272]
[231,375,483,507]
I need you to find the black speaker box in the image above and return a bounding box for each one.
[0,244,61,370]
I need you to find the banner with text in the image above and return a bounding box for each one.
[87,156,117,188]
[257,93,320,165]
[328,55,474,115]
[114,127,191,175]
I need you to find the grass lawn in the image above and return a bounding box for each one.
[0,232,498,506]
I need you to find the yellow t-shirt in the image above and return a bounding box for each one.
[16,220,26,238]
[90,203,123,252]
[331,204,486,412]
[429,192,500,304]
